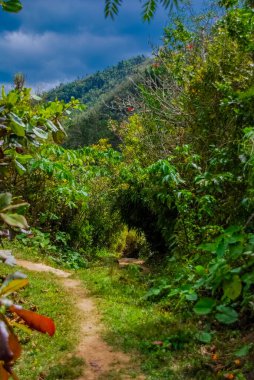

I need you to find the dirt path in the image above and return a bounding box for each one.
[17,259,144,380]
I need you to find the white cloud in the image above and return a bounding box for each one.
[1,30,54,55]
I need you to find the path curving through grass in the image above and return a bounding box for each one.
[17,259,145,380]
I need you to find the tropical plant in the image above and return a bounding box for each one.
[0,85,82,378]
[192,227,254,324]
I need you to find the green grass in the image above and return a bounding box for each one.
[78,264,254,380]
[2,243,253,380]
[0,262,84,380]
[77,265,197,379]
[46,356,85,380]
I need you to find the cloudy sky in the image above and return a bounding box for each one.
[0,0,205,91]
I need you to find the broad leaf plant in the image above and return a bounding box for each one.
[0,84,81,378]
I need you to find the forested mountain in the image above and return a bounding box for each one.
[46,55,147,105]
[46,55,148,147]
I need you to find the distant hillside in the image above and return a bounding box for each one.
[46,55,149,148]
[46,55,147,106]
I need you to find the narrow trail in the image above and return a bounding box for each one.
[17,259,145,380]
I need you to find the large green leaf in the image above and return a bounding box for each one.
[196,331,212,343]
[2,0,22,13]
[10,122,25,137]
[215,306,238,324]
[9,113,25,137]
[193,298,216,315]
[56,120,67,134]
[46,120,58,132]
[234,344,252,357]
[198,241,219,253]
[31,94,42,101]
[0,272,28,296]
[223,275,242,300]
[195,265,206,275]
[185,292,198,301]
[33,127,48,140]
[216,239,227,257]
[0,213,29,229]
[5,92,18,105]
[1,202,28,213]
[15,153,32,164]
[14,160,26,175]
[0,193,12,210]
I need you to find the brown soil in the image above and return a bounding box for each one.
[17,259,145,380]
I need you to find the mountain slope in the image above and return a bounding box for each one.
[46,55,149,148]
[46,55,147,106]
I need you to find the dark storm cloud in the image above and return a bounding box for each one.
[0,28,147,89]
[0,0,204,89]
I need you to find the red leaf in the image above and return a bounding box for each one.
[8,327,21,361]
[0,319,21,379]
[0,320,21,363]
[0,321,13,363]
[10,306,56,336]
[0,363,10,380]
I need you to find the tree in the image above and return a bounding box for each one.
[14,73,25,91]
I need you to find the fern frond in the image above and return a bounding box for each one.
[104,0,122,19]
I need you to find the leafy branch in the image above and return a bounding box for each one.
[104,0,179,21]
